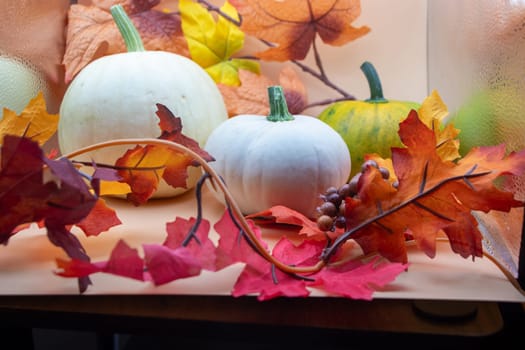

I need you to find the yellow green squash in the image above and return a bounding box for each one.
[318,61,420,177]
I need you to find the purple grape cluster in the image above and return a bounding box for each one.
[315,159,396,231]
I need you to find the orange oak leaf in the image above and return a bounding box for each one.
[218,67,308,117]
[218,69,273,117]
[115,104,214,205]
[230,0,370,61]
[323,110,525,264]
[279,65,308,114]
[115,144,167,204]
[63,0,188,82]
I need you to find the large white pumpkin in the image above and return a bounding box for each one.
[58,5,228,198]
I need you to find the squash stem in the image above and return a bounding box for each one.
[361,61,388,103]
[110,4,145,52]
[267,86,294,122]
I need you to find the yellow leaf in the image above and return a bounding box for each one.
[0,91,58,146]
[419,90,449,127]
[180,0,258,84]
[419,90,460,161]
[99,181,132,196]
[206,58,260,86]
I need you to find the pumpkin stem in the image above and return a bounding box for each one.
[267,86,294,122]
[110,4,145,52]
[361,61,388,103]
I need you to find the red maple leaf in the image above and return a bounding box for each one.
[232,263,310,300]
[231,237,318,300]
[214,209,316,300]
[56,215,217,287]
[308,256,408,300]
[143,244,202,286]
[230,235,406,301]
[164,216,217,271]
[214,209,268,270]
[0,135,53,243]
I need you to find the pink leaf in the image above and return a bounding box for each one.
[231,237,323,301]
[164,216,216,271]
[309,256,408,300]
[104,240,145,280]
[56,239,144,281]
[143,244,202,286]
[272,236,326,266]
[232,263,310,301]
[214,210,268,270]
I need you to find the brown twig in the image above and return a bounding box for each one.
[197,0,242,26]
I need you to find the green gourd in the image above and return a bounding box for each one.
[318,61,420,177]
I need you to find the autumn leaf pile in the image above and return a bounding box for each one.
[2,0,525,300]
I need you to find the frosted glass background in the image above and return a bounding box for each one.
[428,0,525,277]
[0,0,70,113]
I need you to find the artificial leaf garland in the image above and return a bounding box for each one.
[2,100,525,299]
